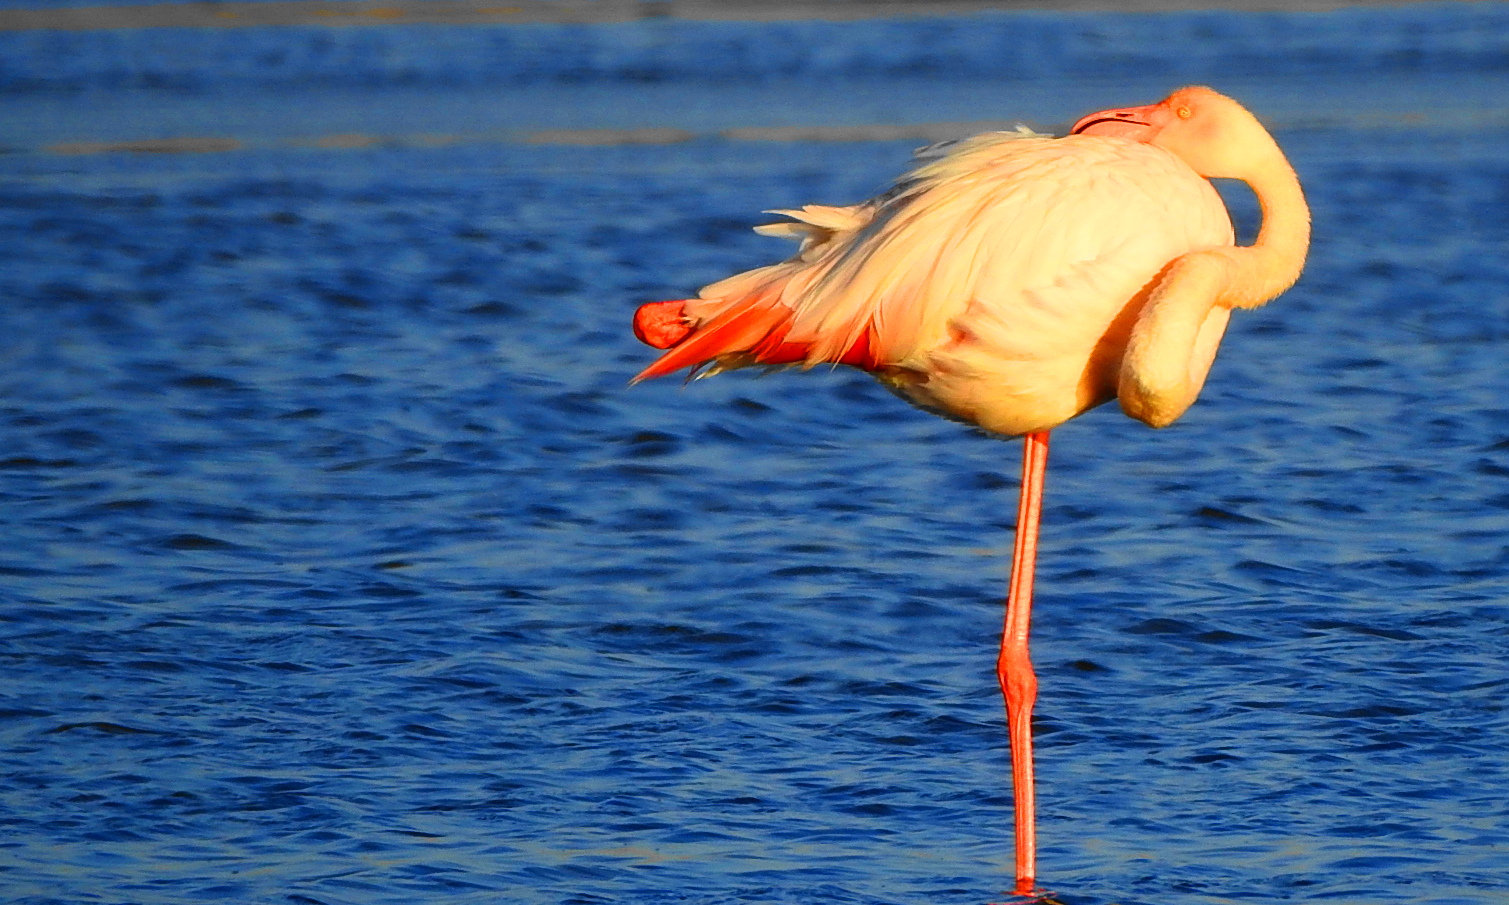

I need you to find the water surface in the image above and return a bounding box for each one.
[2,5,1508,904]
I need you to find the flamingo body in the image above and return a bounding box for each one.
[633,132,1235,437]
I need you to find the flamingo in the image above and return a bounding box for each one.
[628,86,1309,898]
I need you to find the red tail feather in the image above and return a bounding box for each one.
[630,296,791,383]
[631,296,883,383]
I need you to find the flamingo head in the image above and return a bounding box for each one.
[1070,86,1275,180]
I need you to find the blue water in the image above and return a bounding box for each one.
[3,5,1509,904]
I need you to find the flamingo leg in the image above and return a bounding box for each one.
[1000,430,1050,898]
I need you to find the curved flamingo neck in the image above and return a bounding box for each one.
[1224,145,1311,309]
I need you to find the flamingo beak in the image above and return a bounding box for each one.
[1070,102,1165,140]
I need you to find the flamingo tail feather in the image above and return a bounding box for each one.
[630,297,791,384]
[630,291,885,384]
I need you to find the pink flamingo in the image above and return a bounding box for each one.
[629,86,1309,897]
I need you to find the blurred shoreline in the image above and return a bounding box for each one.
[0,0,1450,32]
[3,0,1501,157]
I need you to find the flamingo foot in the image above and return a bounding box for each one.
[632,299,693,349]
[988,881,1060,905]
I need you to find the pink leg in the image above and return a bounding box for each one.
[1000,430,1050,898]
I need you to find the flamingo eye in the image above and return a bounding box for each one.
[1176,106,1193,119]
